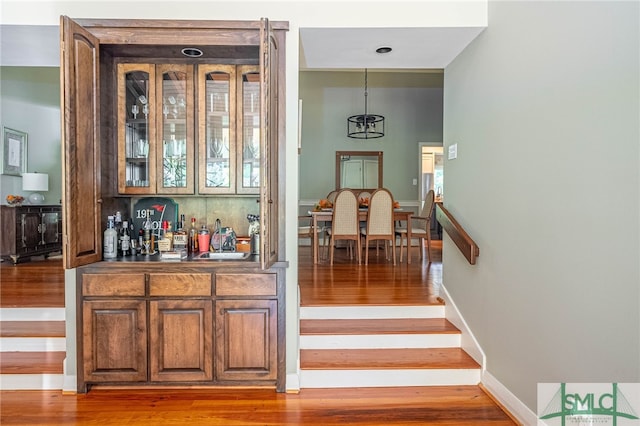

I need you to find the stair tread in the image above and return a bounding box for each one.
[0,351,65,374]
[300,318,460,335]
[300,348,480,370]
[0,321,65,338]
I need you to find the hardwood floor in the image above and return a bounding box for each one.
[0,387,517,425]
[0,256,65,307]
[0,241,518,425]
[299,241,443,306]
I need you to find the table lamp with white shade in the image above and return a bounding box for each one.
[22,172,49,204]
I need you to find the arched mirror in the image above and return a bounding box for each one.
[335,151,383,191]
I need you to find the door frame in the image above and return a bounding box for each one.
[417,142,443,210]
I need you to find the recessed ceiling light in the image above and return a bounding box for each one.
[376,46,392,54]
[181,47,203,58]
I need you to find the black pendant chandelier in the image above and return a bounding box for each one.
[347,69,385,139]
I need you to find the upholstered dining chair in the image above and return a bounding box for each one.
[360,188,396,265]
[327,189,361,265]
[396,189,435,263]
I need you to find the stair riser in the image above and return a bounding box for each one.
[300,334,460,350]
[0,374,64,390]
[300,369,481,388]
[0,337,66,352]
[0,308,65,321]
[300,306,445,320]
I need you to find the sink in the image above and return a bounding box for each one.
[192,252,251,261]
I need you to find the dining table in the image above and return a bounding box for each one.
[309,209,413,264]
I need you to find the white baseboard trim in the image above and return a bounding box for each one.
[482,370,537,426]
[286,372,300,393]
[439,286,535,424]
[439,284,485,367]
[62,357,77,393]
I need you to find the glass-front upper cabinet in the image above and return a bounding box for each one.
[157,64,194,194]
[118,64,157,194]
[237,65,261,194]
[117,63,194,195]
[198,65,236,194]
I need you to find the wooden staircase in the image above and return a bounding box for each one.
[0,258,66,390]
[0,308,66,389]
[299,304,481,388]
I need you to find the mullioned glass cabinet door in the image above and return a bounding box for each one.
[236,65,261,195]
[198,65,236,194]
[118,64,157,194]
[157,64,195,194]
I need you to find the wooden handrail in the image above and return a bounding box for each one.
[435,203,479,265]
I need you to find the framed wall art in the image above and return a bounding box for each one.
[1,127,28,176]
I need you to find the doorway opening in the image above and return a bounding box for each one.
[418,143,443,209]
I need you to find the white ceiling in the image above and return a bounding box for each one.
[299,27,485,70]
[1,25,484,70]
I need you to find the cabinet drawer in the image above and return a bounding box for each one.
[149,273,212,296]
[215,273,276,296]
[83,274,145,296]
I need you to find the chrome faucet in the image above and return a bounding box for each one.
[214,218,223,252]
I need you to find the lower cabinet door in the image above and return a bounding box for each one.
[20,212,41,250]
[215,299,277,382]
[83,299,147,383]
[41,212,61,245]
[149,299,213,382]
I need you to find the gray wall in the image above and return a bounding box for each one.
[0,67,62,204]
[299,71,443,202]
[443,0,639,411]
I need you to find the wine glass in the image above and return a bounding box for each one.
[131,104,139,119]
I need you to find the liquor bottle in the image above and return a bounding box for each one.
[143,210,153,255]
[103,216,117,259]
[114,211,123,256]
[129,221,137,255]
[138,229,145,255]
[157,220,169,252]
[173,215,188,252]
[120,220,131,256]
[188,217,198,254]
[165,221,174,251]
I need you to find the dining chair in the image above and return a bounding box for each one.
[327,189,361,265]
[360,188,396,265]
[298,215,326,259]
[396,189,435,263]
[326,190,338,204]
[357,191,371,207]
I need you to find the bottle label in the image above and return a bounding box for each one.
[121,236,130,251]
[104,232,117,258]
[173,234,188,249]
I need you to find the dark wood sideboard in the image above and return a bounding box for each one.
[1,205,62,264]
